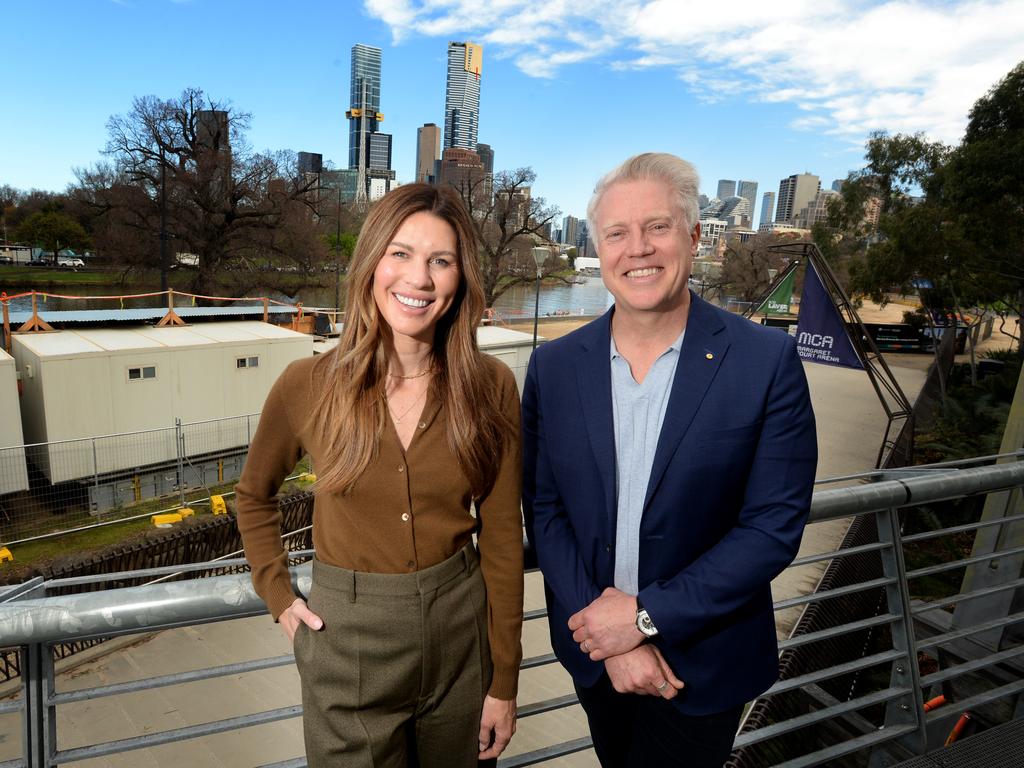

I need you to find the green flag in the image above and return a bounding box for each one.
[762,269,796,315]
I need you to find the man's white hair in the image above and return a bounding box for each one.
[586,153,701,247]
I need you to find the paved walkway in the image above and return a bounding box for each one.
[0,318,934,767]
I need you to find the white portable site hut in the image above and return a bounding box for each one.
[311,325,540,396]
[12,321,312,483]
[476,325,538,394]
[0,348,29,495]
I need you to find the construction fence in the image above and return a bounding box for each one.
[0,412,311,548]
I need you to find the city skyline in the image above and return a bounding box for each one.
[3,1,1022,224]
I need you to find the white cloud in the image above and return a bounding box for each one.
[365,0,1024,145]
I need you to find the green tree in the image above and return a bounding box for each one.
[565,246,578,270]
[840,62,1024,366]
[14,210,89,255]
[938,61,1024,353]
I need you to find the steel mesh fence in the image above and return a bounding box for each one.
[0,412,300,548]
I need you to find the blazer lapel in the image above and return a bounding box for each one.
[643,294,730,510]
[576,311,618,533]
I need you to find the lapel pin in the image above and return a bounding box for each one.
[705,352,714,360]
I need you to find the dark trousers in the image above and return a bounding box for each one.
[575,673,742,768]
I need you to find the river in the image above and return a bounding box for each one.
[4,275,614,319]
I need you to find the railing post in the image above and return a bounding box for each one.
[22,641,56,768]
[175,418,186,508]
[874,506,928,760]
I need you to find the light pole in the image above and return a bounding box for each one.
[531,247,547,350]
[334,186,342,319]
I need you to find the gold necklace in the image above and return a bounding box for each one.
[388,388,428,424]
[388,367,433,380]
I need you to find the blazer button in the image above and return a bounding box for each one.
[401,513,410,522]
[605,544,613,553]
[398,464,405,473]
[418,421,427,429]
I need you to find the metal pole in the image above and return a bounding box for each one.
[175,418,186,508]
[876,506,928,756]
[92,437,100,492]
[2,295,10,353]
[335,187,342,314]
[159,150,169,293]
[532,268,542,350]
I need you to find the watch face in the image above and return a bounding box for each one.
[637,609,657,636]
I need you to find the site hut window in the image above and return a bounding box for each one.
[236,356,260,369]
[127,365,157,381]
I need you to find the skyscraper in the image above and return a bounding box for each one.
[444,42,483,150]
[562,215,579,247]
[775,173,820,224]
[717,179,736,200]
[416,123,441,183]
[347,44,394,201]
[737,180,758,223]
[437,147,484,191]
[348,45,381,170]
[476,143,494,176]
[760,192,776,226]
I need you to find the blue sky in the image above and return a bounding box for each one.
[3,0,1023,224]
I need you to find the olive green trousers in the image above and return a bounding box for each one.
[294,544,492,767]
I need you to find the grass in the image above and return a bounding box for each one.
[1,518,154,581]
[0,267,124,290]
[0,468,315,582]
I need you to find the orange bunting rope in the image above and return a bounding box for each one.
[0,288,306,312]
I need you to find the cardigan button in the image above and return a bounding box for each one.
[418,421,427,429]
[397,464,405,473]
[401,513,410,522]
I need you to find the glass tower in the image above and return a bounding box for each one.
[444,42,483,150]
[348,44,382,170]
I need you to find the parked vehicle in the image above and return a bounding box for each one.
[58,257,85,268]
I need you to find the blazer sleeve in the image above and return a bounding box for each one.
[522,351,602,616]
[639,335,817,647]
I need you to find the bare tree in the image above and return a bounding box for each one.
[76,87,318,293]
[449,167,563,308]
[712,232,800,303]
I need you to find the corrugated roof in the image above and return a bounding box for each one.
[7,305,298,325]
[13,321,309,357]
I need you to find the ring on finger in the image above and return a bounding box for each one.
[655,680,668,692]
[581,639,591,653]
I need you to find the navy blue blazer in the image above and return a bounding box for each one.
[522,292,818,715]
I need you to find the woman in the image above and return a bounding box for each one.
[236,183,523,766]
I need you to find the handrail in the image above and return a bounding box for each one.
[2,461,1023,647]
[2,459,1024,767]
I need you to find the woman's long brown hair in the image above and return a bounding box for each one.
[313,183,516,496]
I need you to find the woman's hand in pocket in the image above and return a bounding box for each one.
[280,597,324,643]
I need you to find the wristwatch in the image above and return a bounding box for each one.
[635,596,659,638]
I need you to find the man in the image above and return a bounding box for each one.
[522,153,817,767]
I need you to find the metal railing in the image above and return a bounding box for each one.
[1,460,1023,766]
